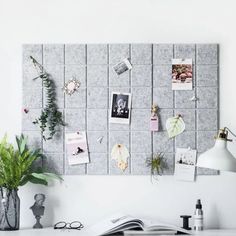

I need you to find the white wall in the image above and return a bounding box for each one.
[0,0,236,229]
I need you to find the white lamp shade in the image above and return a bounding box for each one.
[197,139,236,172]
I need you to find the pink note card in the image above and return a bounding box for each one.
[65,132,90,166]
[150,117,159,131]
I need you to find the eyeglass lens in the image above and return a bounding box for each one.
[54,221,66,229]
[70,221,83,229]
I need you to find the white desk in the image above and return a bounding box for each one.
[1,228,236,236]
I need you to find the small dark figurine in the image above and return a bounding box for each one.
[30,194,46,229]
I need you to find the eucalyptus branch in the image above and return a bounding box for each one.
[30,56,65,140]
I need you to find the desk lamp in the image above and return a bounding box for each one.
[197,127,236,172]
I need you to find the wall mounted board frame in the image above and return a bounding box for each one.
[22,44,219,175]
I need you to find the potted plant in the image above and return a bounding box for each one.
[0,134,62,231]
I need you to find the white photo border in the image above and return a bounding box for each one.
[109,92,132,124]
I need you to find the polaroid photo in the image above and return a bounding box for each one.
[113,58,132,76]
[109,92,131,124]
[172,59,193,90]
[174,148,197,182]
[65,132,90,166]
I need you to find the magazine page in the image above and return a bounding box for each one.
[124,230,177,235]
[142,218,191,234]
[86,213,144,236]
[83,214,191,236]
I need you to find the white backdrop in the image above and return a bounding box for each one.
[0,0,236,229]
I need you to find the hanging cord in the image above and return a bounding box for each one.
[225,127,236,138]
[30,56,44,79]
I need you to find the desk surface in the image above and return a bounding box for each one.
[1,228,236,236]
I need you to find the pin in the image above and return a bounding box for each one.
[23,108,29,114]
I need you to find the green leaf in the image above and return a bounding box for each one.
[16,134,27,154]
[28,175,48,186]
[19,175,30,186]
[166,115,185,138]
[31,172,63,182]
[43,172,63,181]
[31,173,48,181]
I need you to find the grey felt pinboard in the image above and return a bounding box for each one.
[22,44,219,176]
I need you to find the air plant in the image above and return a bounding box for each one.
[146,153,168,181]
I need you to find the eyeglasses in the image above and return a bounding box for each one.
[54,221,84,230]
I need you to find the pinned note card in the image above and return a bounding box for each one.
[174,148,197,182]
[65,132,90,165]
[150,105,159,132]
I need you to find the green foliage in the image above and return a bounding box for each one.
[30,56,65,141]
[146,153,168,180]
[0,134,62,190]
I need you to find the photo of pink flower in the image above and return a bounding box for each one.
[172,59,193,90]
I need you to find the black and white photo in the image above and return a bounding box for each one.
[110,92,131,124]
[113,58,132,76]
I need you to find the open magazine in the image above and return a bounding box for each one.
[85,213,192,236]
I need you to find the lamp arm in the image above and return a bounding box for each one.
[224,127,236,138]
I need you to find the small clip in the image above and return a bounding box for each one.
[190,95,198,101]
[151,104,158,114]
[97,136,104,144]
